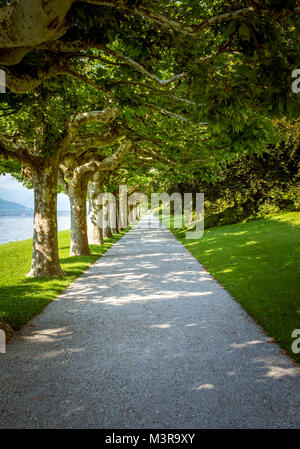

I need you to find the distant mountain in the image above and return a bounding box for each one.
[0,185,33,209]
[0,198,31,210]
[0,186,70,211]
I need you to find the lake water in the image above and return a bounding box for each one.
[0,215,70,245]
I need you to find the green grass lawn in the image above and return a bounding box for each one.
[165,212,300,365]
[0,228,130,330]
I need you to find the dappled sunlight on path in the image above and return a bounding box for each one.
[0,215,299,428]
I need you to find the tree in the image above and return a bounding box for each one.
[0,79,120,276]
[1,1,298,279]
[0,0,299,120]
[153,118,300,226]
[88,172,105,245]
[58,137,133,255]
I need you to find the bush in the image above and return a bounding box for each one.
[205,205,251,229]
[257,202,280,216]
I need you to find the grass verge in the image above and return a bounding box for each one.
[0,227,130,330]
[164,212,300,365]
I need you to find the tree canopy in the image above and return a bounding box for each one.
[0,1,299,276]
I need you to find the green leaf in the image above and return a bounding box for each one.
[239,23,251,41]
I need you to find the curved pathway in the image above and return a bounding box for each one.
[0,215,300,428]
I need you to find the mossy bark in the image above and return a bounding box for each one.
[88,173,104,245]
[104,224,113,238]
[27,162,64,277]
[69,174,90,256]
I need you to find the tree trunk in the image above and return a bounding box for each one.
[88,173,104,245]
[27,161,64,277]
[119,186,128,231]
[102,193,114,238]
[128,204,137,224]
[69,174,90,256]
[115,201,120,233]
[105,197,116,237]
[104,224,113,238]
[110,198,118,234]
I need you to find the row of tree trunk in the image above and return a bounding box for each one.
[28,165,143,278]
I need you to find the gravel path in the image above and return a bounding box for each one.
[0,215,300,429]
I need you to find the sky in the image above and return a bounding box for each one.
[0,174,70,210]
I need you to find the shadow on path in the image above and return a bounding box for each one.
[0,216,299,428]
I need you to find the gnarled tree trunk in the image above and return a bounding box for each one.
[69,174,90,256]
[28,161,64,277]
[88,172,104,245]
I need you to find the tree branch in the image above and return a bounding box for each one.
[41,40,186,87]
[0,133,35,166]
[83,2,300,35]
[0,1,299,66]
[0,1,72,55]
[2,35,238,94]
[141,147,179,167]
[58,168,69,193]
[150,105,208,126]
[69,127,123,156]
[3,58,72,93]
[57,102,120,155]
[73,138,133,177]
